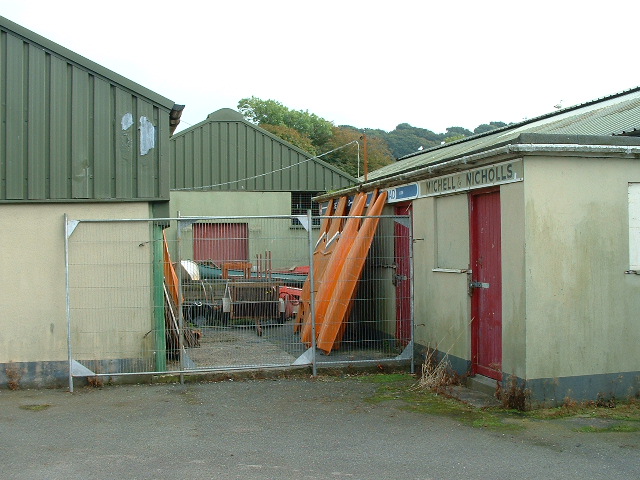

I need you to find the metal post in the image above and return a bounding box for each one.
[64,214,74,393]
[177,213,185,384]
[409,213,415,375]
[307,209,317,376]
[152,223,167,372]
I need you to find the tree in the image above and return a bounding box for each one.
[322,126,394,178]
[238,97,334,151]
[473,121,508,135]
[370,123,441,158]
[237,95,510,171]
[445,126,473,138]
[260,124,318,155]
[443,134,466,143]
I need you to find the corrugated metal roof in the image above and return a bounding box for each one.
[0,15,174,109]
[366,87,640,182]
[170,108,357,192]
[0,16,177,203]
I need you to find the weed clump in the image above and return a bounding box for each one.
[87,376,104,388]
[413,348,460,394]
[595,393,616,408]
[497,375,530,411]
[5,362,21,390]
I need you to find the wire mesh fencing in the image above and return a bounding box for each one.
[65,213,413,390]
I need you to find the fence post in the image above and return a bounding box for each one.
[409,215,415,375]
[64,214,74,393]
[307,209,317,376]
[153,222,167,372]
[177,214,185,384]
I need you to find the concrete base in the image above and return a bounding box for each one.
[466,374,500,397]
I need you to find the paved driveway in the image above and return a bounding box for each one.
[1,377,638,480]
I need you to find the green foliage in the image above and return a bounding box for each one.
[444,134,466,143]
[238,96,333,150]
[237,96,509,175]
[260,124,318,155]
[474,121,508,134]
[445,126,473,138]
[322,126,394,177]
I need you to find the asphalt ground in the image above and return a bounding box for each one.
[1,376,638,480]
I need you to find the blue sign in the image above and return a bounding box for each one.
[387,183,419,203]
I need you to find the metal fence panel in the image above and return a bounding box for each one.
[65,213,413,390]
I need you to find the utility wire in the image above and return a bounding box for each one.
[171,140,360,191]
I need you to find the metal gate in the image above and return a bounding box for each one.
[65,212,413,391]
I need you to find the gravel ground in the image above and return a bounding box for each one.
[1,376,638,480]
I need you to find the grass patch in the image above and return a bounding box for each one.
[529,401,640,422]
[575,424,640,433]
[357,373,414,384]
[359,373,522,431]
[19,404,51,411]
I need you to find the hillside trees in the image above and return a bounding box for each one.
[322,126,394,177]
[474,121,508,134]
[237,96,508,173]
[238,97,394,177]
[238,97,333,152]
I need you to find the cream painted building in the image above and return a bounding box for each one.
[0,16,182,387]
[318,89,640,404]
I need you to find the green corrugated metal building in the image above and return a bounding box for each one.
[167,108,357,267]
[0,15,182,388]
[0,15,183,209]
[170,108,356,193]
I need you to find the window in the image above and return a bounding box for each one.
[291,191,320,227]
[629,183,640,271]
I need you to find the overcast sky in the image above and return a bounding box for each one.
[2,1,638,135]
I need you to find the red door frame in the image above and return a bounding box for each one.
[394,203,412,344]
[469,188,502,380]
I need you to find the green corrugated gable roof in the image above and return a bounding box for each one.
[170,108,357,192]
[0,15,174,110]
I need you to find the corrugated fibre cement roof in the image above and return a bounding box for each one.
[366,87,640,182]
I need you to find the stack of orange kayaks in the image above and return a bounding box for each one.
[299,189,387,354]
[317,190,387,354]
[300,193,367,345]
[293,196,348,332]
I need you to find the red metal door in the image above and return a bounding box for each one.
[470,189,502,380]
[394,204,412,344]
[193,223,249,264]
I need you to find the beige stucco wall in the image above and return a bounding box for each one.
[499,181,527,378]
[408,153,640,382]
[411,195,471,361]
[524,156,640,379]
[168,191,310,271]
[409,176,527,375]
[1,202,154,365]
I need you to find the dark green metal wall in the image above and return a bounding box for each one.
[0,16,174,203]
[170,109,356,193]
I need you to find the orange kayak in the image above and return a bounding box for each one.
[301,192,368,346]
[317,190,388,354]
[294,196,348,332]
[293,198,334,332]
[163,230,181,304]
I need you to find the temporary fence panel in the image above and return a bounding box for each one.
[174,216,312,373]
[65,217,167,391]
[65,213,413,390]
